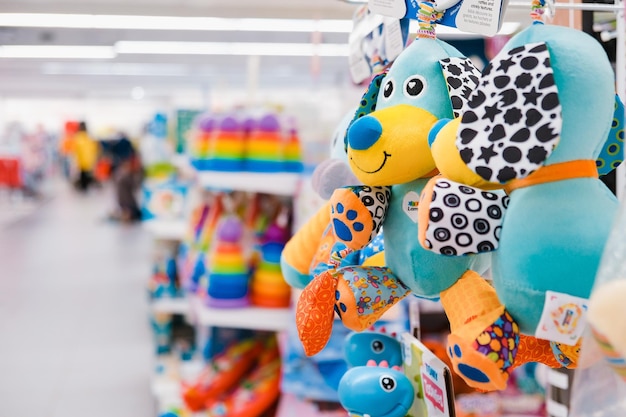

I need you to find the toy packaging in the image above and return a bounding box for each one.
[142,181,189,221]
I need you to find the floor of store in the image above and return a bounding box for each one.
[0,182,154,416]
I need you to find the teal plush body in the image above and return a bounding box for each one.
[287,35,507,359]
[347,38,491,297]
[483,24,618,334]
[423,23,621,390]
[384,180,488,297]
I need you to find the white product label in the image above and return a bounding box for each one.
[456,0,503,37]
[403,191,421,223]
[349,49,374,84]
[383,17,405,62]
[535,290,589,346]
[369,0,408,19]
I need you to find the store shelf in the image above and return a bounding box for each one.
[196,171,301,196]
[143,219,187,240]
[190,297,292,332]
[151,297,191,315]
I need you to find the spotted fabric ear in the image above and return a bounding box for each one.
[596,94,625,176]
[456,42,562,184]
[344,72,387,151]
[440,57,482,117]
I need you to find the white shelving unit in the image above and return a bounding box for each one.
[197,171,301,196]
[189,296,292,332]
[151,297,191,315]
[143,219,187,240]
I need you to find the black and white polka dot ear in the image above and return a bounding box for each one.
[455,42,563,184]
[439,57,482,117]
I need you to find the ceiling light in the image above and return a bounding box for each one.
[41,62,190,76]
[0,13,353,33]
[0,45,116,59]
[115,41,349,57]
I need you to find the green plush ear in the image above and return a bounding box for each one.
[343,72,387,151]
[455,42,563,184]
[596,94,625,175]
[439,57,482,117]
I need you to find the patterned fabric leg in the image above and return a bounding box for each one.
[441,270,520,391]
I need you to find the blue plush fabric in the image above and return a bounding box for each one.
[385,180,490,298]
[355,37,491,299]
[485,25,618,334]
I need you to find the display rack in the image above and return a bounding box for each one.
[197,170,301,196]
[189,296,292,332]
[143,219,187,240]
[151,297,191,315]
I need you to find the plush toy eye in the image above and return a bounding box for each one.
[371,340,385,353]
[382,78,394,99]
[379,375,396,392]
[403,75,426,98]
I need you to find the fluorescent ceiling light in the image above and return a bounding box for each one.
[0,45,115,59]
[0,13,353,33]
[42,62,190,76]
[115,41,349,57]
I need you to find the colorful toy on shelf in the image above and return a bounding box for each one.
[182,194,224,294]
[244,114,285,173]
[339,360,413,417]
[182,338,264,412]
[195,116,246,172]
[344,330,403,368]
[283,122,304,173]
[283,4,498,359]
[423,18,624,390]
[191,113,217,161]
[149,241,180,299]
[151,313,173,355]
[142,181,189,221]
[206,215,251,308]
[205,337,282,417]
[250,212,292,308]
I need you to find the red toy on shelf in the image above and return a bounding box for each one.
[181,338,263,412]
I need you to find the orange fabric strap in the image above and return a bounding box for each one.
[504,160,598,194]
[421,168,440,179]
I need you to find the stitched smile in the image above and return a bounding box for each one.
[351,151,391,174]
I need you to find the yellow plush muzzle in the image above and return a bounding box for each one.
[347,104,438,186]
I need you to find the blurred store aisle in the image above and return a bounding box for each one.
[0,183,154,417]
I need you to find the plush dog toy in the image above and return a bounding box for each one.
[283,6,518,364]
[423,21,624,390]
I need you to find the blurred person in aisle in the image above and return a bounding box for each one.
[72,121,99,192]
[20,125,50,198]
[59,121,79,181]
[108,133,144,222]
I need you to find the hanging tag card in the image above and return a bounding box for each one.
[349,6,410,84]
[454,0,506,36]
[402,333,456,417]
[369,0,408,19]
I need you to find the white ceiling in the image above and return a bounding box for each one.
[0,0,358,99]
[0,0,530,100]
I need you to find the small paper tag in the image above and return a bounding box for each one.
[383,17,405,63]
[402,191,421,223]
[401,333,454,417]
[535,290,589,346]
[455,0,503,37]
[349,50,373,86]
[369,0,408,19]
